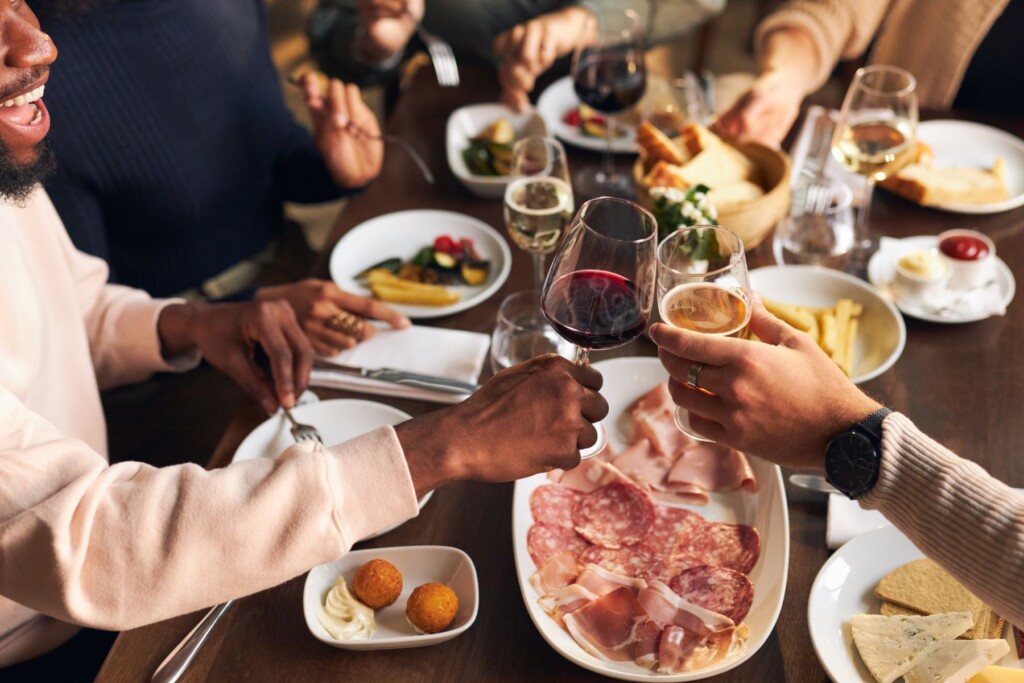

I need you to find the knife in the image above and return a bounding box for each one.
[312,359,479,395]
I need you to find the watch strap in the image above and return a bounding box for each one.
[858,407,891,441]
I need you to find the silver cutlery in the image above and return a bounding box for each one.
[404,10,459,87]
[312,359,479,395]
[788,473,839,494]
[920,278,999,318]
[151,409,324,682]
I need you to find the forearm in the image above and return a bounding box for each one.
[860,413,1024,627]
[156,302,202,360]
[758,27,820,95]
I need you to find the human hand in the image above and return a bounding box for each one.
[158,301,315,414]
[394,355,609,496]
[648,298,881,470]
[712,70,804,147]
[303,73,384,188]
[356,0,422,61]
[257,279,411,356]
[494,7,594,111]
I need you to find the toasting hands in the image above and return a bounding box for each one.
[649,298,880,470]
[394,355,609,497]
[158,301,315,414]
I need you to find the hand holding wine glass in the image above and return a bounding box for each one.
[542,196,657,458]
[831,65,918,265]
[571,8,646,199]
[504,136,574,290]
[656,225,752,442]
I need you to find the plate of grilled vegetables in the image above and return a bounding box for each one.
[329,210,512,319]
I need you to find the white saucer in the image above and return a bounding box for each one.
[867,236,1015,323]
[536,76,638,154]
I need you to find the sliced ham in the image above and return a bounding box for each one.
[634,410,695,460]
[563,587,661,666]
[667,443,757,492]
[636,580,734,636]
[575,564,648,596]
[610,440,672,487]
[538,583,600,626]
[656,624,738,674]
[529,551,580,597]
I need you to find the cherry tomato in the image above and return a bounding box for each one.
[433,235,456,254]
[563,110,580,126]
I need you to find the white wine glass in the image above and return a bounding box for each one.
[571,8,647,198]
[504,136,574,290]
[656,225,751,442]
[832,65,917,264]
[542,197,658,457]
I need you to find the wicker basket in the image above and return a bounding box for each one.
[633,141,791,250]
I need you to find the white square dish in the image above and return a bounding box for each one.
[303,545,478,650]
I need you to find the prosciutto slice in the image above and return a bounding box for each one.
[667,443,757,493]
[563,587,662,666]
[574,564,648,596]
[538,583,600,626]
[657,624,737,674]
[529,551,580,597]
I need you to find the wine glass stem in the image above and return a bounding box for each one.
[601,116,617,182]
[574,346,591,365]
[856,177,876,247]
[532,252,547,291]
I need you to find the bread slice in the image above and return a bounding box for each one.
[876,558,1003,640]
[904,638,1010,683]
[636,121,687,166]
[642,160,689,190]
[851,612,974,683]
[879,138,1006,205]
[678,122,724,157]
[708,180,764,210]
[675,143,754,188]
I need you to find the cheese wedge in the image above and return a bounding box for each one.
[969,665,1024,682]
[904,639,1010,683]
[850,611,974,683]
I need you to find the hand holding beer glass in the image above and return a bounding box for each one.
[656,226,752,441]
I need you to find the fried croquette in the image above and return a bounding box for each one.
[351,559,403,609]
[406,583,459,634]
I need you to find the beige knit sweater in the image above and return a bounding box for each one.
[864,413,1024,628]
[756,0,1010,108]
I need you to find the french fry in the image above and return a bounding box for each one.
[818,312,837,356]
[763,295,862,377]
[831,299,853,369]
[763,299,817,333]
[370,282,460,306]
[842,317,858,377]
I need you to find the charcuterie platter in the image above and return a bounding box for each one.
[512,357,789,681]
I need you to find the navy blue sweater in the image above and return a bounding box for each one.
[36,0,349,297]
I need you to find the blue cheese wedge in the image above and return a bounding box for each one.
[850,612,974,683]
[904,639,1010,683]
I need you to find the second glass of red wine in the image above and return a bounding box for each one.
[542,196,657,458]
[571,8,647,199]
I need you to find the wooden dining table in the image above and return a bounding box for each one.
[95,65,1024,682]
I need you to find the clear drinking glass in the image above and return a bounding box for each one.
[656,225,751,442]
[773,182,855,267]
[571,8,647,198]
[542,196,658,457]
[831,65,917,262]
[504,137,574,290]
[490,290,574,373]
[644,72,709,135]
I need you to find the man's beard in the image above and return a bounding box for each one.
[0,138,55,204]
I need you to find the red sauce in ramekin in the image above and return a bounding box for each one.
[939,235,990,261]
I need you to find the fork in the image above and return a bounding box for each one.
[283,407,324,443]
[404,9,459,87]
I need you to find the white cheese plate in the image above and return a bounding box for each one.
[511,356,789,681]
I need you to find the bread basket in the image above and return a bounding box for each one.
[633,141,791,250]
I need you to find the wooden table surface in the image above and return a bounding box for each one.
[96,67,1024,682]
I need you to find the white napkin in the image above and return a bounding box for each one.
[827,487,1024,549]
[309,325,490,405]
[877,237,1006,318]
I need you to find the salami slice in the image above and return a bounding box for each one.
[527,523,590,567]
[669,565,754,623]
[530,485,583,529]
[579,544,658,579]
[676,522,761,574]
[573,482,655,549]
[643,506,706,559]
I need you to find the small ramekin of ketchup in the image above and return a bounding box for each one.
[937,229,996,289]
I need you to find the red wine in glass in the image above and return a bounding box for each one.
[573,53,647,115]
[542,269,648,349]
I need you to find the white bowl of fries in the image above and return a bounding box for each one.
[750,266,906,384]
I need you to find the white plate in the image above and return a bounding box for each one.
[867,236,1016,324]
[329,209,512,320]
[512,357,790,681]
[913,120,1024,214]
[808,526,1022,683]
[232,398,431,540]
[537,76,638,154]
[445,103,548,198]
[303,545,478,650]
[750,266,906,383]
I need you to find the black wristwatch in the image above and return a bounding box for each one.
[824,407,891,499]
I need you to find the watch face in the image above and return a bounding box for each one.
[825,432,877,494]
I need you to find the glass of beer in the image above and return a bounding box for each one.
[656,225,751,441]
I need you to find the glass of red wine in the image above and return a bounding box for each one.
[571,8,647,199]
[542,196,657,458]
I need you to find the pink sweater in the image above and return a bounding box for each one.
[0,189,419,666]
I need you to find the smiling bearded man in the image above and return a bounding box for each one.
[0,68,52,201]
